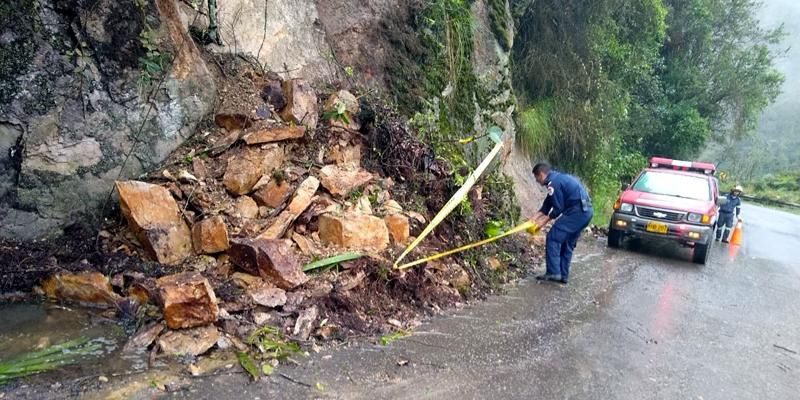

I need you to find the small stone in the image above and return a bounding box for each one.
[293,306,319,341]
[192,216,230,254]
[334,270,365,292]
[234,196,259,219]
[252,179,293,209]
[327,143,362,166]
[229,238,309,289]
[177,170,199,183]
[318,165,373,197]
[384,214,410,245]
[156,272,219,329]
[406,211,427,224]
[248,285,287,308]
[116,181,193,265]
[253,311,273,326]
[41,272,120,307]
[486,256,506,271]
[383,200,404,215]
[242,125,305,145]
[258,176,319,239]
[278,79,318,128]
[98,376,109,383]
[123,322,165,353]
[192,158,208,179]
[292,232,319,256]
[223,148,266,195]
[318,213,389,252]
[231,272,264,289]
[356,195,373,215]
[158,325,220,357]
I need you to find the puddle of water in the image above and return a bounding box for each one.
[0,302,149,384]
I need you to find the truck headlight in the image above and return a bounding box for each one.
[620,203,634,213]
[687,213,702,223]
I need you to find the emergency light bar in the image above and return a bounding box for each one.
[649,157,716,175]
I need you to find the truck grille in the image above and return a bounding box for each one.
[636,206,684,222]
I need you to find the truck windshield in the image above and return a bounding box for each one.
[632,171,711,201]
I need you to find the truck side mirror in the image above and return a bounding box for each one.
[716,196,728,206]
[621,183,630,191]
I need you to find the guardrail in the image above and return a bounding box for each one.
[741,194,800,209]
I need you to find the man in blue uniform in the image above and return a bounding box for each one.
[530,163,593,285]
[716,185,743,243]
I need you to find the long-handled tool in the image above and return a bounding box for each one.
[395,220,539,270]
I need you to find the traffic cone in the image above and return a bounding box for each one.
[729,221,743,245]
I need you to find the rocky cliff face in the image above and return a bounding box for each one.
[0,0,216,240]
[0,0,540,241]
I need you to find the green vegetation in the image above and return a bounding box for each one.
[134,0,172,90]
[379,330,409,346]
[512,0,784,225]
[743,173,800,205]
[0,338,101,385]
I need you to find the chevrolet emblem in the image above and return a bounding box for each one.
[653,212,668,219]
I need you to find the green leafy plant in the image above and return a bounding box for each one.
[247,326,301,360]
[0,338,102,385]
[302,252,363,273]
[379,330,408,346]
[322,100,351,125]
[236,351,259,381]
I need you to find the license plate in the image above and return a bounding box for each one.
[646,222,669,234]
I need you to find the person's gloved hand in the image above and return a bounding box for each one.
[526,223,540,235]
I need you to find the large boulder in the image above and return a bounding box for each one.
[0,0,215,240]
[116,181,192,265]
[318,213,389,252]
[156,272,220,330]
[229,238,308,289]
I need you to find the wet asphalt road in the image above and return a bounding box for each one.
[180,204,800,399]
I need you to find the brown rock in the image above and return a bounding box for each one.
[252,179,293,209]
[334,270,366,292]
[384,214,410,245]
[243,125,305,145]
[248,285,287,308]
[214,113,253,131]
[292,232,319,256]
[318,213,389,252]
[158,325,220,357]
[116,181,193,265]
[258,176,319,239]
[383,200,404,215]
[128,278,156,306]
[156,272,219,330]
[41,272,119,307]
[229,238,309,289]
[233,196,260,220]
[192,158,208,179]
[192,216,230,254]
[327,143,362,166]
[123,322,165,353]
[318,165,373,197]
[486,256,506,271]
[222,145,282,197]
[278,79,318,128]
[231,272,264,290]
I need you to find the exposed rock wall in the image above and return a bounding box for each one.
[0,0,215,240]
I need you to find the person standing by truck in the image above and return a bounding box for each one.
[716,185,743,243]
[530,163,593,285]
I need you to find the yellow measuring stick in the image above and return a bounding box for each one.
[393,139,505,269]
[395,220,539,270]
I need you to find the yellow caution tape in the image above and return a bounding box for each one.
[393,140,505,269]
[395,220,539,270]
[458,136,475,144]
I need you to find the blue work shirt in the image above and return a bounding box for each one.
[720,193,742,217]
[539,171,592,219]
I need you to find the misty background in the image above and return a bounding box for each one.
[707,0,800,178]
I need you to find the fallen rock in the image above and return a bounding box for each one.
[252,179,293,209]
[214,113,253,131]
[383,200,404,215]
[292,232,319,256]
[323,90,360,130]
[356,196,373,215]
[41,272,120,307]
[261,80,286,111]
[116,181,193,265]
[293,306,319,341]
[123,322,165,353]
[384,214,410,245]
[223,146,283,197]
[318,213,389,252]
[327,143,362,166]
[192,216,230,254]
[248,285,287,308]
[486,256,506,271]
[258,176,319,239]
[229,238,308,289]
[233,196,260,219]
[278,79,318,129]
[231,272,264,290]
[156,272,220,330]
[158,325,220,357]
[128,278,156,306]
[334,270,366,292]
[242,125,305,145]
[318,165,373,197]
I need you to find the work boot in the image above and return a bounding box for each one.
[557,278,568,285]
[536,274,562,282]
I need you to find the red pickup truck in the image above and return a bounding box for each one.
[608,157,722,264]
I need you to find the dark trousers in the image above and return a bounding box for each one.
[716,212,735,240]
[545,209,593,280]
